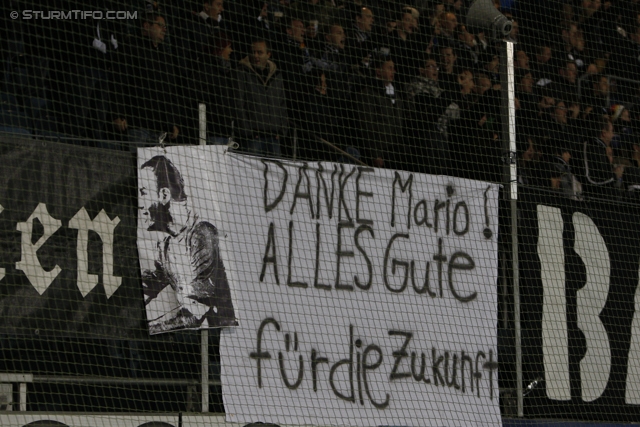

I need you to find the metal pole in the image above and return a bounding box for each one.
[500,39,522,417]
[201,329,209,412]
[292,127,297,160]
[198,103,207,146]
[317,137,367,166]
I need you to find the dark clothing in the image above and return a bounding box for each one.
[354,80,406,169]
[180,11,224,73]
[582,137,616,199]
[48,1,125,143]
[274,37,314,77]
[531,60,556,83]
[609,34,640,82]
[345,25,376,66]
[236,57,289,139]
[297,85,351,162]
[550,80,579,104]
[449,91,499,182]
[405,76,451,174]
[198,55,238,141]
[376,32,425,83]
[455,43,481,72]
[115,38,181,135]
[549,155,583,201]
[143,220,237,333]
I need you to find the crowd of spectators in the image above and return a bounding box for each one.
[3,0,640,200]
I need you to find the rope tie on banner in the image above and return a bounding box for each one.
[226,138,239,151]
[157,132,167,153]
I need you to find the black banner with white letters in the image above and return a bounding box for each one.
[0,137,144,338]
[519,187,640,421]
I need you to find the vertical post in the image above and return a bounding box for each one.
[199,103,207,146]
[201,329,209,412]
[292,127,298,160]
[19,382,27,411]
[500,39,522,417]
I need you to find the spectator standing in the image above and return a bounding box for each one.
[354,58,406,169]
[236,40,289,157]
[198,33,237,145]
[345,6,376,68]
[439,45,460,93]
[582,116,625,199]
[52,0,125,146]
[406,55,451,174]
[378,7,423,83]
[454,24,481,71]
[113,12,182,148]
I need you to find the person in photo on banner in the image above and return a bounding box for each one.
[138,155,237,333]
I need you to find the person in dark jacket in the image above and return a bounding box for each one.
[354,58,406,169]
[405,55,451,174]
[50,0,126,146]
[112,12,182,148]
[198,32,237,145]
[236,39,289,156]
[582,116,625,199]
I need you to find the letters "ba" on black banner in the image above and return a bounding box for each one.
[518,188,640,422]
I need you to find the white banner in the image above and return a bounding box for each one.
[216,151,501,427]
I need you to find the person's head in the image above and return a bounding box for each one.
[376,59,395,84]
[582,0,601,17]
[515,50,530,69]
[517,70,534,93]
[439,12,458,36]
[522,136,540,162]
[559,60,578,84]
[630,25,640,44]
[251,40,271,69]
[593,74,609,97]
[306,20,319,39]
[458,69,474,93]
[563,3,575,21]
[484,53,499,73]
[598,116,615,144]
[398,8,418,35]
[139,156,187,233]
[212,33,232,59]
[326,24,346,50]
[143,13,167,46]
[456,24,475,47]
[287,18,306,43]
[561,21,579,46]
[260,2,269,18]
[536,45,552,64]
[621,108,630,122]
[440,46,457,70]
[554,100,568,124]
[445,0,464,12]
[420,56,439,80]
[475,73,492,95]
[203,0,224,19]
[571,28,585,51]
[429,3,445,26]
[355,7,374,32]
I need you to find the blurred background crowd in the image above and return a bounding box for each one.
[2,0,640,199]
